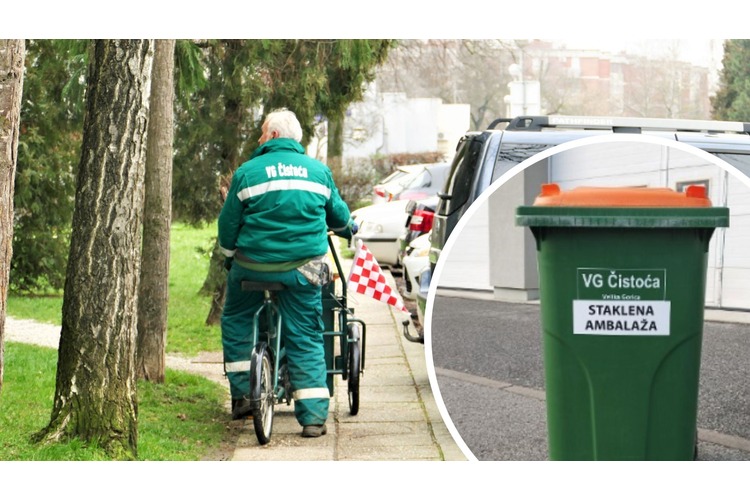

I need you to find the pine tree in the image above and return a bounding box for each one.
[185,39,394,324]
[12,40,87,291]
[712,40,750,121]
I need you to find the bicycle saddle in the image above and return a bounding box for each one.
[241,281,287,292]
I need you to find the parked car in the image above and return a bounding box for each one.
[350,199,410,267]
[421,114,750,323]
[372,162,450,204]
[371,166,419,204]
[398,195,438,265]
[415,265,431,335]
[401,232,431,301]
[400,232,432,344]
[429,115,750,274]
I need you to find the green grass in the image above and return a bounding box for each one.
[165,222,223,355]
[2,223,352,460]
[5,291,64,326]
[0,342,227,460]
[7,221,222,356]
[338,238,355,259]
[3,223,228,460]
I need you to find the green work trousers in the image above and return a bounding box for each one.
[221,265,329,426]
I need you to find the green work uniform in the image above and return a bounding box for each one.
[218,138,351,426]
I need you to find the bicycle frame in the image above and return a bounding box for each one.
[323,236,367,377]
[244,235,368,443]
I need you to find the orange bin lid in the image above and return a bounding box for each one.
[533,183,713,208]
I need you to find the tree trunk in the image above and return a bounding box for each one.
[202,241,227,325]
[137,39,175,383]
[327,113,344,159]
[34,40,153,459]
[203,42,245,326]
[0,40,25,394]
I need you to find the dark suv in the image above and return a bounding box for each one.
[429,115,750,270]
[418,115,750,316]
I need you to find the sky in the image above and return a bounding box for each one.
[6,1,750,40]
[560,39,724,68]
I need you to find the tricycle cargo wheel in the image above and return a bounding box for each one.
[347,323,362,415]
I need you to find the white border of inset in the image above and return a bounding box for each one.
[424,133,750,462]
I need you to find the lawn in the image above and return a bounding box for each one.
[2,223,354,460]
[7,221,223,356]
[2,222,229,460]
[0,342,228,460]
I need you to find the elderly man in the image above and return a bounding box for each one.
[218,108,354,438]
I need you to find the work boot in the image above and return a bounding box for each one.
[301,424,327,438]
[232,397,253,420]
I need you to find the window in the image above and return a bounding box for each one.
[441,137,483,216]
[714,153,750,178]
[492,142,553,183]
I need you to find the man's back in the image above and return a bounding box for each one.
[219,137,350,264]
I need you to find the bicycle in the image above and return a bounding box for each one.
[242,235,366,445]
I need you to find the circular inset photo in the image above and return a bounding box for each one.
[426,133,750,461]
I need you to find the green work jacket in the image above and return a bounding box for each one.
[218,138,351,266]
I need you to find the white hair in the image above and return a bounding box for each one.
[264,108,303,142]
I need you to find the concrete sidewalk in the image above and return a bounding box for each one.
[229,269,465,461]
[3,270,466,462]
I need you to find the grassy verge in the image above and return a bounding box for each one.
[164,222,222,355]
[3,224,353,460]
[7,221,222,356]
[0,342,227,460]
[4,222,228,460]
[337,236,355,260]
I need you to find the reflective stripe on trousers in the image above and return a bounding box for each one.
[224,360,251,373]
[293,387,330,400]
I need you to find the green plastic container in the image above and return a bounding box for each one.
[516,184,729,460]
[321,280,338,396]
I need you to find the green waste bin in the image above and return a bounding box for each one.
[516,183,729,460]
[321,280,338,396]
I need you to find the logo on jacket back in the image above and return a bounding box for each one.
[265,162,308,179]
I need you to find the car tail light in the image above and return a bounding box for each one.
[409,209,434,232]
[374,187,395,202]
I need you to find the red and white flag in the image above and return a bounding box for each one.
[347,240,409,313]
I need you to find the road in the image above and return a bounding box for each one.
[429,294,750,461]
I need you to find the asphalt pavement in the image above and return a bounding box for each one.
[429,289,750,461]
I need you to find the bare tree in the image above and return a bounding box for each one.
[34,40,153,459]
[377,40,520,128]
[0,39,24,393]
[460,40,516,128]
[379,39,715,128]
[377,40,463,100]
[137,39,175,383]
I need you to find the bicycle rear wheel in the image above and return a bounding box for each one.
[250,343,275,444]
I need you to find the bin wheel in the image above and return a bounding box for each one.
[347,324,361,416]
[250,343,274,445]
